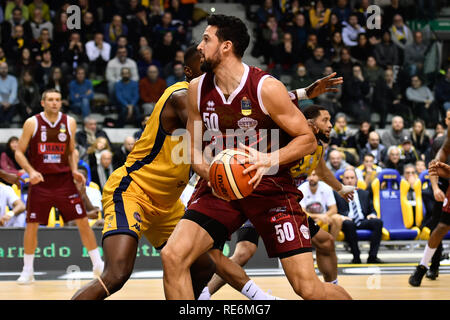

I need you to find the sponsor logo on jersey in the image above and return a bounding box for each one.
[300,224,310,239]
[241,97,252,116]
[60,123,67,133]
[30,212,36,219]
[131,222,141,232]
[206,100,215,111]
[270,211,290,223]
[237,117,258,130]
[134,212,142,223]
[38,143,67,154]
[58,132,67,142]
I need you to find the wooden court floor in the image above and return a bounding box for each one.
[1,274,449,300]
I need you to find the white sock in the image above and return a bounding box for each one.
[88,248,103,267]
[241,280,275,300]
[420,244,437,268]
[198,287,211,300]
[23,254,34,272]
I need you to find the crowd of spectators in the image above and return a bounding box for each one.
[0,0,198,127]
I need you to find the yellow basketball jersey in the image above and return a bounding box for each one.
[289,142,324,180]
[123,81,190,207]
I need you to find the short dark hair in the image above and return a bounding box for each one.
[302,104,328,120]
[206,14,250,58]
[41,88,61,100]
[363,153,375,160]
[184,45,199,67]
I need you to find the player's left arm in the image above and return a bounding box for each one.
[289,72,343,100]
[315,157,355,201]
[68,116,86,185]
[243,77,317,188]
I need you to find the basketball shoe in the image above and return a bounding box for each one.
[17,269,35,285]
[408,265,427,287]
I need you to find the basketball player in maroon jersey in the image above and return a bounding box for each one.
[409,124,450,286]
[15,89,104,284]
[161,14,352,299]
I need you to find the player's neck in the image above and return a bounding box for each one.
[214,57,245,96]
[43,110,60,123]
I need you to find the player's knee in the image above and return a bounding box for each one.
[291,279,323,300]
[232,242,257,265]
[161,245,186,272]
[102,266,132,292]
[317,233,335,255]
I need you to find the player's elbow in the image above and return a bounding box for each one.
[304,133,317,155]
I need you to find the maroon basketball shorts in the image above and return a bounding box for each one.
[26,171,86,225]
[186,175,312,258]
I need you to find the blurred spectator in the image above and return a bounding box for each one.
[85,32,111,78]
[410,119,431,161]
[81,11,100,43]
[87,136,112,175]
[69,67,94,120]
[30,27,52,62]
[113,136,135,169]
[434,66,450,114]
[0,136,25,176]
[0,183,26,227]
[29,7,53,41]
[288,12,309,50]
[383,0,405,29]
[373,68,410,128]
[34,49,53,90]
[309,0,330,31]
[163,49,183,78]
[152,11,185,46]
[354,120,374,155]
[0,62,18,127]
[105,46,139,98]
[137,46,162,79]
[326,149,350,174]
[261,15,283,65]
[389,14,413,52]
[319,13,342,47]
[403,163,419,208]
[351,33,373,65]
[15,47,35,78]
[363,56,383,88]
[134,114,150,140]
[28,0,50,22]
[381,115,409,149]
[256,0,282,25]
[406,75,437,128]
[383,145,404,173]
[115,67,140,128]
[403,31,427,77]
[111,35,135,61]
[273,32,301,75]
[316,65,341,117]
[17,69,40,122]
[398,135,420,166]
[76,117,111,158]
[6,24,32,64]
[91,149,113,191]
[360,131,386,166]
[332,47,356,81]
[330,113,359,165]
[165,61,185,86]
[326,31,344,63]
[355,0,370,26]
[153,31,180,67]
[305,46,330,80]
[104,14,128,45]
[1,6,32,49]
[5,0,30,21]
[355,153,382,189]
[415,160,427,175]
[343,64,371,123]
[127,5,152,48]
[301,33,319,62]
[139,65,166,115]
[331,0,351,23]
[53,10,71,51]
[46,66,69,110]
[289,64,313,109]
[60,32,89,77]
[167,0,194,27]
[373,30,399,68]
[341,13,365,47]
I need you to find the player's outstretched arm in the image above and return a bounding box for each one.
[186,77,209,181]
[289,72,343,101]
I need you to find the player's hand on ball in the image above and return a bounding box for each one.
[29,170,44,185]
[240,143,272,189]
[207,181,230,202]
[338,185,356,202]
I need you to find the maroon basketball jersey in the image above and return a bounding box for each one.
[28,112,72,175]
[198,64,294,172]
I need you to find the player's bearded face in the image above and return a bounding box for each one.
[200,46,222,72]
[316,130,330,143]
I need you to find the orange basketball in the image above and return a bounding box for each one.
[209,149,255,201]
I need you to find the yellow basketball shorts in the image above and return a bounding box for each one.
[102,168,185,249]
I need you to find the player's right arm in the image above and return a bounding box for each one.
[186,77,209,181]
[430,130,450,201]
[15,117,44,185]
